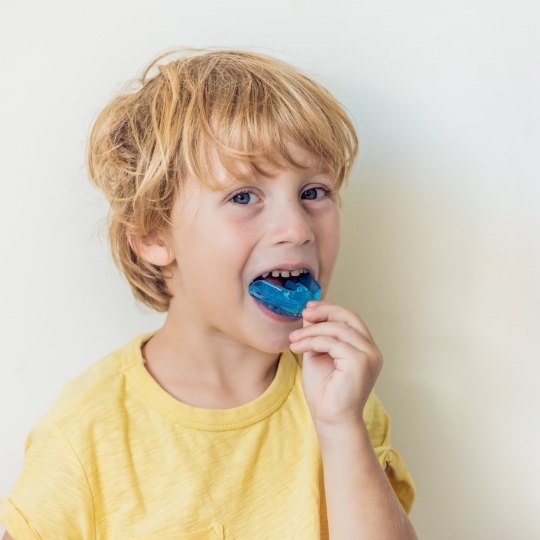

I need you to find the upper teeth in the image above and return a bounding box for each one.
[262,269,308,278]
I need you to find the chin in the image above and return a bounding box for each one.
[253,334,294,355]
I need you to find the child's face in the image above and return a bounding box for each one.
[164,142,341,354]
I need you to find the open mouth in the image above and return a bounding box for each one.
[248,269,322,318]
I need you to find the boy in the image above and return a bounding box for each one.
[1,49,416,539]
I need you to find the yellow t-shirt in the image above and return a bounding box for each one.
[0,331,415,539]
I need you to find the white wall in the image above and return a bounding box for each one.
[1,1,538,538]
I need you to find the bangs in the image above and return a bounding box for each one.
[160,50,358,189]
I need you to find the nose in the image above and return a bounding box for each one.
[268,199,315,246]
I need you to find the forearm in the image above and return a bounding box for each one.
[319,421,417,540]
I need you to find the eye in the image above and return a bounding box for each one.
[301,186,333,200]
[229,190,260,205]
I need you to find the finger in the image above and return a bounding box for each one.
[289,321,375,355]
[290,335,381,375]
[290,335,383,376]
[302,301,332,329]
[302,302,374,341]
[289,335,357,362]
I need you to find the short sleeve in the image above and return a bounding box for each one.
[363,392,416,514]
[0,422,95,539]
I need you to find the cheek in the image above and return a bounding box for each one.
[318,212,341,284]
[322,210,341,255]
[190,218,255,281]
[325,232,341,277]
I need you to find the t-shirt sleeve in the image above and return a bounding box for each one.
[363,392,416,514]
[0,422,95,539]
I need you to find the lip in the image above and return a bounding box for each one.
[248,262,318,285]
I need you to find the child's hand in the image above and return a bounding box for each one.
[288,301,383,435]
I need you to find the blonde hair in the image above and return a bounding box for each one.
[87,48,359,312]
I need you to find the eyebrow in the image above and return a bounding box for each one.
[212,177,254,192]
[213,173,335,194]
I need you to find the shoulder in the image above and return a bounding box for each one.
[0,333,157,537]
[28,331,155,445]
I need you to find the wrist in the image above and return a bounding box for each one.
[315,417,371,452]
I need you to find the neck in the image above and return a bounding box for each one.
[142,308,281,405]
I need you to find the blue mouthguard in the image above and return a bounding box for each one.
[248,272,322,318]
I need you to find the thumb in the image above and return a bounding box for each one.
[302,301,318,329]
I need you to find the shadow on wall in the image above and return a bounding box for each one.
[331,164,484,540]
[329,132,538,537]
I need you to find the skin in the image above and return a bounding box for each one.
[135,142,341,406]
[2,143,416,539]
[129,141,417,539]
[292,301,417,539]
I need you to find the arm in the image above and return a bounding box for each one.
[319,421,416,540]
[289,301,417,539]
[3,533,14,540]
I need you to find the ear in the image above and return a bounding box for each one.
[128,231,175,267]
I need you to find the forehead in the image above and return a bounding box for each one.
[208,141,329,188]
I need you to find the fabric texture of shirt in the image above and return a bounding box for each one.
[0,331,415,539]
